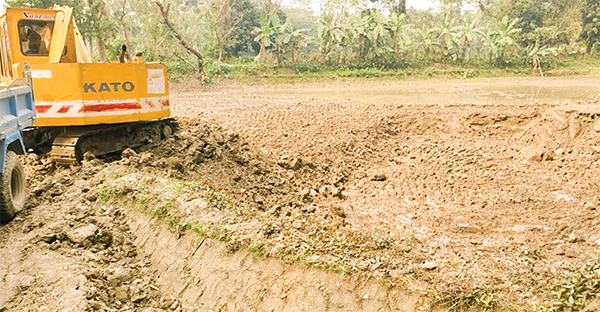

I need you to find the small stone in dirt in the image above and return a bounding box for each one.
[372,174,387,182]
[160,297,177,309]
[131,290,148,303]
[88,300,107,311]
[33,182,53,196]
[588,146,600,154]
[583,202,596,210]
[85,190,99,202]
[521,147,544,162]
[278,156,301,170]
[40,234,57,244]
[456,223,482,234]
[68,224,98,245]
[594,120,600,132]
[564,248,579,258]
[122,148,138,159]
[421,261,439,270]
[328,204,346,218]
[292,220,303,229]
[567,233,584,243]
[543,150,556,161]
[49,183,66,197]
[115,286,129,302]
[108,268,134,287]
[165,156,182,169]
[139,152,153,165]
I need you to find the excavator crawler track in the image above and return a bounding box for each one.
[50,118,178,165]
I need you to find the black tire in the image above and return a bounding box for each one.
[0,151,27,224]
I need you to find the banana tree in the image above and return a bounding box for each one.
[527,41,557,77]
[384,12,413,56]
[365,9,391,64]
[277,18,310,65]
[486,16,522,59]
[433,14,461,61]
[414,28,442,59]
[348,13,372,62]
[454,14,484,61]
[252,12,280,63]
[318,15,348,63]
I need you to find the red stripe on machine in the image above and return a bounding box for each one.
[79,102,142,113]
[36,105,52,113]
[57,105,72,113]
[159,100,170,107]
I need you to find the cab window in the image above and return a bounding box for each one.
[18,20,54,56]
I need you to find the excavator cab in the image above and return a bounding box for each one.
[0,6,169,126]
[0,6,172,164]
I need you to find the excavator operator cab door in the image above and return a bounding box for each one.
[0,21,14,85]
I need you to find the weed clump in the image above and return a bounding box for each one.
[552,255,600,312]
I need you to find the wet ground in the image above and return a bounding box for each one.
[265,78,600,106]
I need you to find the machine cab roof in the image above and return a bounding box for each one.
[0,7,91,84]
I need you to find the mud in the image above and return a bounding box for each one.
[0,160,183,311]
[1,77,600,311]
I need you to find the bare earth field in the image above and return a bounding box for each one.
[2,77,600,311]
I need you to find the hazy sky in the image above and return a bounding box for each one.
[406,0,437,10]
[0,0,437,12]
[306,0,437,13]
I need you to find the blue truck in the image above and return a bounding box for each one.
[0,74,36,224]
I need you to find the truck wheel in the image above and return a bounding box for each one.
[0,152,27,224]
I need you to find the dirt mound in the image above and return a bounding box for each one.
[510,110,600,160]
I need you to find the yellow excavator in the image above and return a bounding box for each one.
[0,5,173,164]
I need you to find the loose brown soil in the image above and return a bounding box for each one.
[2,77,600,311]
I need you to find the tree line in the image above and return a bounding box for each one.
[7,0,600,75]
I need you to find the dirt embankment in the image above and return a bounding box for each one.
[0,158,183,311]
